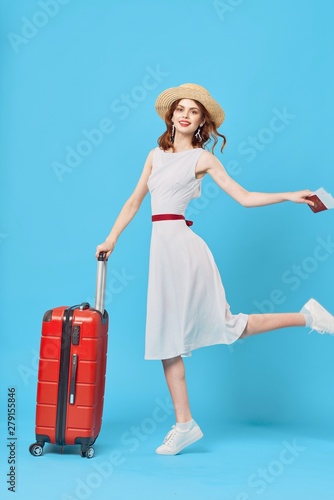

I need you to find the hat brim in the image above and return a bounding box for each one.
[155,86,225,127]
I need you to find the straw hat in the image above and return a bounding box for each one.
[155,83,225,127]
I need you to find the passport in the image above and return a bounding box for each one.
[306,188,334,213]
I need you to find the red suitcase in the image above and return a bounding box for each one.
[29,253,108,458]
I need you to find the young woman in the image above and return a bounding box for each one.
[96,83,334,456]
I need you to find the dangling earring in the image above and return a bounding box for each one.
[195,125,203,142]
[171,124,175,143]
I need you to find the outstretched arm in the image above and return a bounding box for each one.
[197,151,314,208]
[96,149,154,258]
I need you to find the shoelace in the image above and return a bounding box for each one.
[314,327,332,335]
[308,326,334,335]
[308,325,331,335]
[311,319,334,334]
[163,426,178,445]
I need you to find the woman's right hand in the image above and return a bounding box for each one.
[95,239,116,259]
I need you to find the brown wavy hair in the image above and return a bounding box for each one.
[157,99,226,154]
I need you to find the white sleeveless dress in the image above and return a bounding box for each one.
[145,147,248,360]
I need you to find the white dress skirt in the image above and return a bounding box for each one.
[145,147,248,360]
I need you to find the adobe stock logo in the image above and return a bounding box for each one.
[228,234,334,355]
[61,396,174,500]
[86,267,135,307]
[51,64,169,182]
[213,0,244,21]
[236,439,306,499]
[7,0,71,54]
[237,107,296,163]
[253,235,334,314]
[0,233,8,243]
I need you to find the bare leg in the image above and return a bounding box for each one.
[161,315,306,421]
[162,356,192,423]
[241,312,306,338]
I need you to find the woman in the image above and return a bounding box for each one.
[96,83,334,456]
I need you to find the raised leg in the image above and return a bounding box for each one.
[241,312,306,338]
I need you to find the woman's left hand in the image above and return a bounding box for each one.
[287,190,315,206]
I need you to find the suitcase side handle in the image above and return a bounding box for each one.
[95,252,108,313]
[69,354,78,405]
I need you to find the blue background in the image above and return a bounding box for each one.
[1,0,334,499]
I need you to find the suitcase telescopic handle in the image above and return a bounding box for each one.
[95,252,108,313]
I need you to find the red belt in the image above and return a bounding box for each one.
[152,214,193,227]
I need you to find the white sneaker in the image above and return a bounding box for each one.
[156,424,203,455]
[301,298,334,334]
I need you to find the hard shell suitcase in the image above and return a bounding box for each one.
[29,253,108,458]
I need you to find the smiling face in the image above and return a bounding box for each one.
[172,99,204,137]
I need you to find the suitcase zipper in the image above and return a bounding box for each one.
[55,307,75,446]
[55,303,89,447]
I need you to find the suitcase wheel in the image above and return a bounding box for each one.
[29,443,44,457]
[80,446,95,459]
